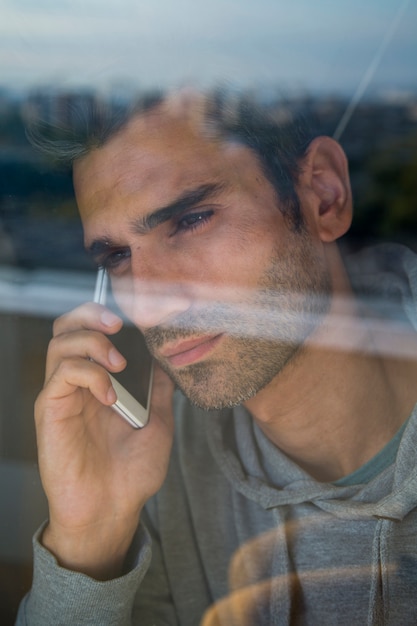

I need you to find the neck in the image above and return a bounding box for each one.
[244,277,417,482]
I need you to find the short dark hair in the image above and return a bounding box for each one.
[26,92,164,163]
[27,89,317,231]
[207,96,316,232]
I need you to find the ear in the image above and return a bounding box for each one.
[298,136,352,242]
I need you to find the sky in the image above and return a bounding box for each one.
[0,0,416,98]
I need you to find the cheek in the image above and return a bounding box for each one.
[109,277,135,319]
[184,231,280,294]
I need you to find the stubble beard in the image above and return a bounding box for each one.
[144,235,332,411]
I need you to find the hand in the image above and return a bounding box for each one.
[35,303,175,580]
[200,531,280,626]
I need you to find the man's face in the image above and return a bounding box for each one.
[74,104,331,410]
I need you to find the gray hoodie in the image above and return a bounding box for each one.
[17,244,417,625]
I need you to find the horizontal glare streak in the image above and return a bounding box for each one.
[1,268,414,360]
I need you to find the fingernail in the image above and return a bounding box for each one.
[109,348,126,367]
[107,385,117,403]
[101,310,120,327]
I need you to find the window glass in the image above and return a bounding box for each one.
[1,1,416,623]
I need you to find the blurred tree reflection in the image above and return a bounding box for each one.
[0,91,416,270]
[351,131,417,242]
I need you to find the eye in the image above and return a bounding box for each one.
[175,209,214,234]
[99,247,131,274]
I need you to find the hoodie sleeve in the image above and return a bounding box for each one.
[15,520,170,626]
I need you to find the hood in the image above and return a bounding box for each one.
[207,403,417,521]
[346,243,417,331]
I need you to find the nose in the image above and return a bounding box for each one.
[111,274,192,331]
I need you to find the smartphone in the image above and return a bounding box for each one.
[93,267,153,428]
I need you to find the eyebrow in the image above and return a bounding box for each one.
[131,182,225,234]
[86,182,225,261]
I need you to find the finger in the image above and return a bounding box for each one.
[45,329,126,383]
[53,302,123,338]
[37,357,117,420]
[201,580,273,626]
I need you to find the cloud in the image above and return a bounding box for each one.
[0,0,416,94]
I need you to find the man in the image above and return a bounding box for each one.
[18,91,417,625]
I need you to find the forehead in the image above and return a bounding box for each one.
[73,103,262,224]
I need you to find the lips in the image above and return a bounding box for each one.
[159,334,223,367]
